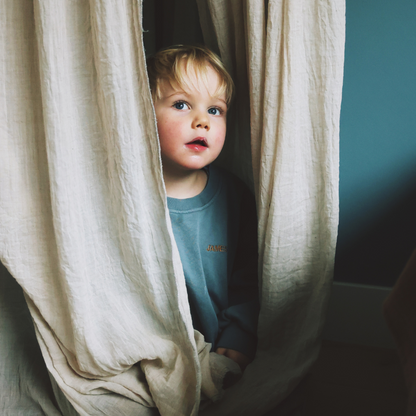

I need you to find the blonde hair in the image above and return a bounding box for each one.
[146,45,234,105]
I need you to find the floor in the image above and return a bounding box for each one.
[303,340,408,416]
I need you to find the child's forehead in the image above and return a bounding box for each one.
[161,65,226,101]
[164,82,226,104]
[178,62,220,87]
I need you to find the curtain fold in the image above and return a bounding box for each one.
[197,1,345,415]
[1,0,209,415]
[1,0,345,415]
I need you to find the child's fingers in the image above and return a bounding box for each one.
[225,350,251,370]
[215,348,251,371]
[216,347,227,355]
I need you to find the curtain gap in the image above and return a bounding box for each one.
[154,0,176,51]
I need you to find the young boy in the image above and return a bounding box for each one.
[147,45,259,371]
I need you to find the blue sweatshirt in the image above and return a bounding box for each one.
[167,165,259,358]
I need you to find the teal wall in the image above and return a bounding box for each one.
[335,0,416,286]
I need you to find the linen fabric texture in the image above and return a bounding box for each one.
[0,0,345,415]
[196,1,344,414]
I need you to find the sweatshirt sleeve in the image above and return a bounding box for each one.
[216,187,260,359]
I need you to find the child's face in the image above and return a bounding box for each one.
[153,64,227,176]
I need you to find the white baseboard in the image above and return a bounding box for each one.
[322,282,396,349]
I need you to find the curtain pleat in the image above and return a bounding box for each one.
[1,1,208,415]
[197,1,345,415]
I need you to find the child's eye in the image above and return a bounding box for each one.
[173,101,189,110]
[208,107,223,116]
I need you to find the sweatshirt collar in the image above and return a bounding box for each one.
[167,165,220,212]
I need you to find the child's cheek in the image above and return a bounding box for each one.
[157,121,174,143]
[158,122,184,155]
[214,123,227,145]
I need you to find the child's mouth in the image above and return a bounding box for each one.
[185,137,208,151]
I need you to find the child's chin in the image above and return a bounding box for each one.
[182,161,210,171]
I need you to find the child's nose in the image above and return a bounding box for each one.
[192,112,210,131]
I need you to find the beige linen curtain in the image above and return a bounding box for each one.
[1,1,204,415]
[197,1,345,414]
[0,0,345,415]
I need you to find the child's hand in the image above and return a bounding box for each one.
[215,348,251,371]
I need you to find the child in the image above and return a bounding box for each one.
[147,45,259,371]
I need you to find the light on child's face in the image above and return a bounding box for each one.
[153,65,227,176]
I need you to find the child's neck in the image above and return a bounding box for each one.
[163,168,208,199]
